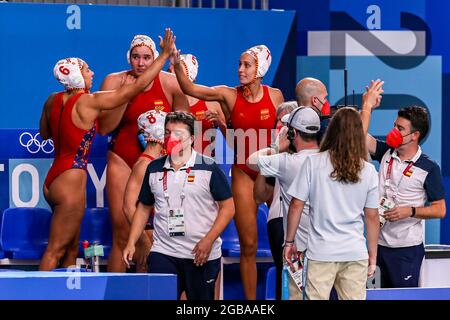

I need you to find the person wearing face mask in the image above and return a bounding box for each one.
[167,53,227,157]
[295,77,331,143]
[247,107,321,300]
[98,33,189,272]
[361,80,446,288]
[172,44,284,299]
[251,100,297,300]
[123,111,235,300]
[38,29,176,271]
[122,110,167,272]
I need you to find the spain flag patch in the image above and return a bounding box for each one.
[404,170,413,177]
[154,100,164,111]
[187,175,195,183]
[260,108,270,120]
[196,111,205,120]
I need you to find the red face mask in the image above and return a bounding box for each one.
[321,100,331,116]
[386,128,403,148]
[386,128,415,149]
[164,136,182,155]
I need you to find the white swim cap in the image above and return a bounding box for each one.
[53,57,86,90]
[137,110,167,144]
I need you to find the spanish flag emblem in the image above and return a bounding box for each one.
[404,170,413,177]
[261,108,270,120]
[154,100,164,111]
[196,111,205,120]
[187,174,195,183]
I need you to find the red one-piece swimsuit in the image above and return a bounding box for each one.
[44,92,97,188]
[230,85,276,181]
[110,74,171,168]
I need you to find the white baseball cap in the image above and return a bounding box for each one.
[286,107,320,134]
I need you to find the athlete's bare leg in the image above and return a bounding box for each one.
[60,229,81,268]
[106,151,132,272]
[123,158,154,272]
[231,166,258,300]
[39,170,87,271]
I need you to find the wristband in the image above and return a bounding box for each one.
[411,207,416,218]
[284,240,294,247]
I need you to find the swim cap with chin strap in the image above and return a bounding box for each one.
[53,57,86,91]
[240,45,272,97]
[126,35,159,64]
[137,110,167,144]
[180,54,199,82]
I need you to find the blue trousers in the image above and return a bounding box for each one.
[148,251,220,300]
[377,243,424,288]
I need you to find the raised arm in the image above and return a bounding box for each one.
[39,93,56,140]
[172,49,234,115]
[165,73,190,112]
[360,79,384,155]
[97,73,135,135]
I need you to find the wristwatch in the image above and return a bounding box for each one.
[411,207,416,218]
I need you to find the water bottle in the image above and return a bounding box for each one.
[282,264,290,300]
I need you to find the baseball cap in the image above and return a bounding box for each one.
[287,107,321,134]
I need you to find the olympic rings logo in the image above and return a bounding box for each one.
[19,132,54,154]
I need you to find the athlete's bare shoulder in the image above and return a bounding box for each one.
[43,92,59,113]
[101,70,131,90]
[159,70,177,82]
[268,86,284,105]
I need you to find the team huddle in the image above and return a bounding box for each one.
[39,28,446,300]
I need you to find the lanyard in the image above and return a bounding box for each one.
[384,157,414,200]
[163,167,191,208]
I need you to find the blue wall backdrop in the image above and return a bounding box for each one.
[269,0,448,244]
[0,4,295,217]
[1,1,450,245]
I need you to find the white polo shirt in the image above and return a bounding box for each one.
[257,148,319,251]
[288,151,379,262]
[372,141,446,248]
[267,179,283,222]
[138,150,232,260]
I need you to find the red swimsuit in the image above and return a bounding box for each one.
[230,85,276,181]
[190,100,216,157]
[44,92,97,188]
[110,75,171,168]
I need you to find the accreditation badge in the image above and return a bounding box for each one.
[168,208,186,237]
[378,196,395,228]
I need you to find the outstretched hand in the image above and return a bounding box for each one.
[170,47,182,66]
[158,28,175,58]
[362,79,384,110]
